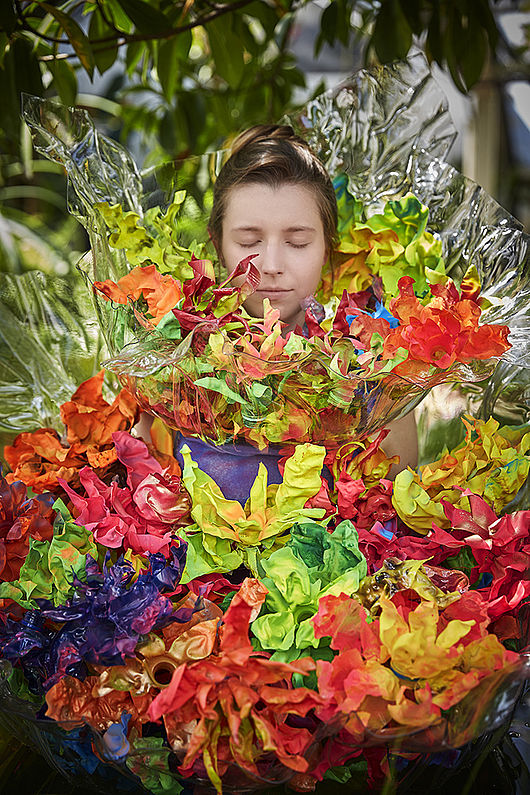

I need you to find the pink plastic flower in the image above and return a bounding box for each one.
[59,432,190,557]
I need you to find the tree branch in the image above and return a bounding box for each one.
[30,0,258,60]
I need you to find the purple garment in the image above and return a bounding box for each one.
[174,301,332,504]
[174,433,284,504]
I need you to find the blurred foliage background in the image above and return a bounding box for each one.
[0,0,528,277]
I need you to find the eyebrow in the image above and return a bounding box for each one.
[232,225,317,233]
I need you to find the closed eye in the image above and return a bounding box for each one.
[288,242,310,249]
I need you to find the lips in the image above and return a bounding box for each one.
[257,288,293,295]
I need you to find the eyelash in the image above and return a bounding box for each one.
[238,242,309,249]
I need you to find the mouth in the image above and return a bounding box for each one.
[257,288,293,295]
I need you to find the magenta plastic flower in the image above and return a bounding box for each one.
[59,432,190,556]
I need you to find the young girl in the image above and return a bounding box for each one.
[154,125,417,501]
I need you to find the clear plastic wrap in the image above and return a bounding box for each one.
[7,54,528,794]
[21,54,529,452]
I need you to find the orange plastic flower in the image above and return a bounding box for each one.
[383,277,510,374]
[5,372,140,494]
[60,371,138,451]
[94,264,182,325]
[148,579,322,792]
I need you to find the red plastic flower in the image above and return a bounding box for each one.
[440,491,530,620]
[383,277,510,372]
[148,579,323,792]
[337,473,396,530]
[59,432,190,557]
[0,475,55,580]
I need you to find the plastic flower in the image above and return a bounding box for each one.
[59,431,190,557]
[59,371,138,452]
[0,498,97,609]
[172,255,260,333]
[440,492,530,620]
[251,521,367,657]
[312,590,518,740]
[0,475,55,581]
[4,372,139,494]
[148,579,323,793]
[383,277,510,374]
[46,673,153,732]
[392,415,530,532]
[179,443,326,579]
[3,544,190,691]
[336,474,396,531]
[95,264,182,325]
[325,429,399,487]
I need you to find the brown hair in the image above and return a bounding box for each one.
[209,125,338,257]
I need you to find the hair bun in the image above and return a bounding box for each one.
[230,124,307,157]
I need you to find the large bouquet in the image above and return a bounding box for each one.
[0,55,529,794]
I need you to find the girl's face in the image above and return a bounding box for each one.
[221,183,327,330]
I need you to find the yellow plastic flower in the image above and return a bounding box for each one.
[392,415,530,533]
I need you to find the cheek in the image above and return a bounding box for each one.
[296,249,326,293]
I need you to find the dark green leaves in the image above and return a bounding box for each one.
[115,0,171,36]
[1,37,43,141]
[88,9,119,75]
[315,0,351,56]
[48,59,77,107]
[424,0,496,92]
[157,30,191,101]
[372,0,412,63]
[207,14,245,88]
[0,1,18,35]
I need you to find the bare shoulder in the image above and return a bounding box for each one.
[383,411,418,477]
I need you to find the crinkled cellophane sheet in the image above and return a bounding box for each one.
[16,53,528,453]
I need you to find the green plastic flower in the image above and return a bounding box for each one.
[179,443,327,581]
[251,520,367,659]
[0,499,98,608]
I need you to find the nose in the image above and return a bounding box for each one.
[259,241,284,276]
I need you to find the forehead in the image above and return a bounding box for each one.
[222,182,322,230]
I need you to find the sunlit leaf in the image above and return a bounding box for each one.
[207,14,245,88]
[40,3,95,79]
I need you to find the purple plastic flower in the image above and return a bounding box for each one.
[0,544,195,690]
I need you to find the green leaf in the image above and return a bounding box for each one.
[426,2,444,66]
[475,0,499,49]
[40,3,95,78]
[1,37,43,141]
[316,1,338,56]
[194,376,250,406]
[247,0,279,37]
[444,8,468,94]
[207,14,245,88]
[0,1,18,34]
[48,58,77,106]
[372,0,412,62]
[115,0,172,36]
[125,40,145,74]
[89,9,119,75]
[398,0,423,36]
[458,23,488,90]
[157,30,191,101]
[106,0,135,33]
